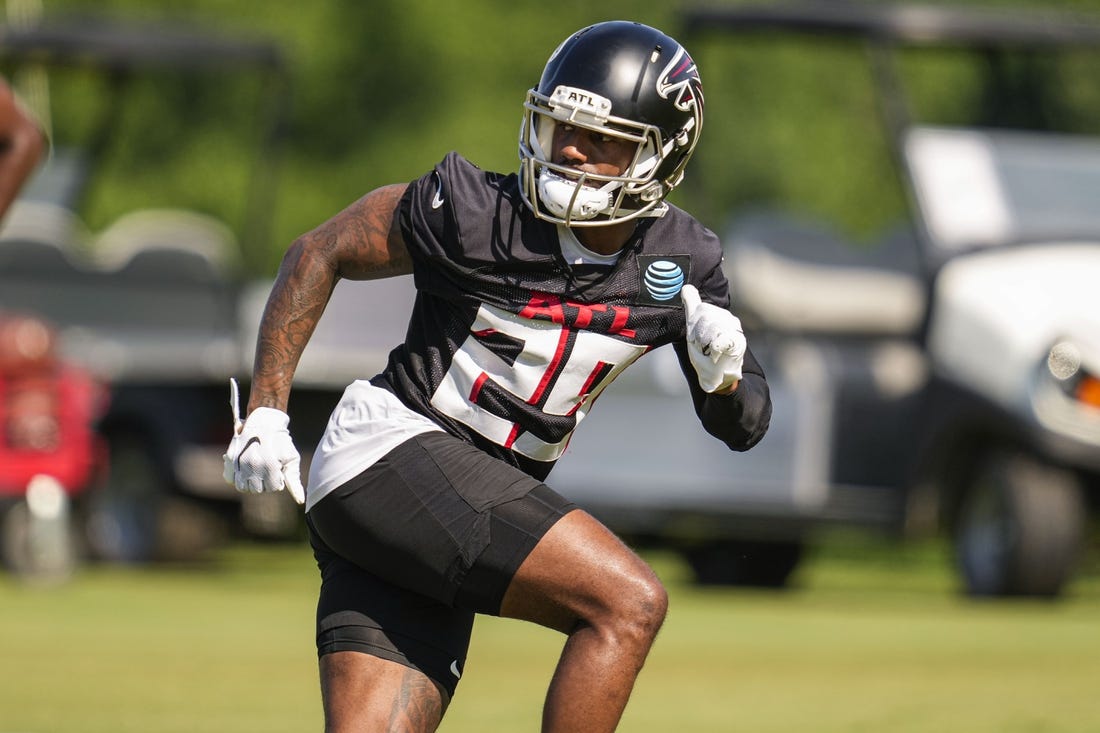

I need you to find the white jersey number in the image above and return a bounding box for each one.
[430,299,648,462]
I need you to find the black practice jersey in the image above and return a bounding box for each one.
[377,152,770,480]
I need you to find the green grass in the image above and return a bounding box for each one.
[1,536,1098,732]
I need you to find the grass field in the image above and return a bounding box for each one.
[2,534,1098,733]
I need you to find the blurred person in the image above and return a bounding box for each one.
[224,20,770,733]
[0,76,45,221]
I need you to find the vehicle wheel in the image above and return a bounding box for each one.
[684,540,804,587]
[0,478,79,584]
[954,450,1085,598]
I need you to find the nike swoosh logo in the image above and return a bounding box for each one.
[450,660,462,679]
[431,177,445,210]
[236,436,262,471]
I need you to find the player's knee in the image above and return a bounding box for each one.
[604,570,668,646]
[634,572,670,637]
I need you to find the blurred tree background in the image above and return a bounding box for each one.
[8,0,1100,274]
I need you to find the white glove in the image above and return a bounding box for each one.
[222,379,305,505]
[681,284,746,394]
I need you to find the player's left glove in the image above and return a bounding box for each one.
[681,284,746,394]
[222,378,305,505]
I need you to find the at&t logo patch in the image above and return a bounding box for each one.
[638,255,690,304]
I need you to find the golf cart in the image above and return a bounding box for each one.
[605,0,1099,596]
[0,16,294,565]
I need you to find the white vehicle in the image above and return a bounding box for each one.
[555,2,1100,596]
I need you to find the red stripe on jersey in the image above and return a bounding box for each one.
[610,308,631,335]
[503,421,521,449]
[529,320,570,404]
[567,361,609,416]
[469,371,489,402]
[580,361,608,396]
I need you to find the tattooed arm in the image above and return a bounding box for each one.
[247,183,411,413]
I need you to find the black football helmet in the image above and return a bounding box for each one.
[519,21,705,227]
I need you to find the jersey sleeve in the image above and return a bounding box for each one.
[675,339,772,451]
[398,151,504,270]
[673,217,772,451]
[687,220,731,310]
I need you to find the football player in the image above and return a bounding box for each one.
[226,20,771,733]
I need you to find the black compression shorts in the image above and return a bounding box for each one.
[306,431,576,697]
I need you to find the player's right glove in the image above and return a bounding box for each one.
[681,284,746,394]
[222,379,305,505]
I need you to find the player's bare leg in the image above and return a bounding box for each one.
[320,651,448,733]
[499,509,669,733]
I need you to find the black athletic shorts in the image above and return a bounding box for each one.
[306,430,576,697]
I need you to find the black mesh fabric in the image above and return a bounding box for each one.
[383,152,730,479]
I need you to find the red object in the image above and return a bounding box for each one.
[0,312,108,497]
[0,312,57,376]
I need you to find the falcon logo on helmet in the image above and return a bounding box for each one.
[657,48,704,117]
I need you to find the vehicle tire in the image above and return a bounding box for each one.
[0,489,78,585]
[684,539,804,587]
[954,450,1085,598]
